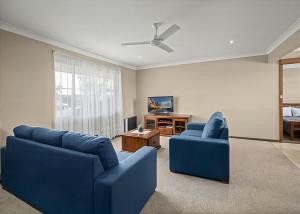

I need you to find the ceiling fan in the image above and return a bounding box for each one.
[121,23,180,53]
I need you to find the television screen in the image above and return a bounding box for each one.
[148,96,174,113]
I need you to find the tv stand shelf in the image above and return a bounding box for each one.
[144,114,191,136]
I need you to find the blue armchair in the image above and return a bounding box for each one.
[169,112,230,183]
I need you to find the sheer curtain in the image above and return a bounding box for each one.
[53,51,123,138]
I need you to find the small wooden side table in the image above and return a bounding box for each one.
[122,129,160,152]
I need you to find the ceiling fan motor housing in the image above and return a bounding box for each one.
[151,40,162,46]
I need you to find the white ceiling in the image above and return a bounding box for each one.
[0,0,300,69]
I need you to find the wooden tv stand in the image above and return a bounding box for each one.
[144,114,191,136]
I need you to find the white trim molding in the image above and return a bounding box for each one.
[137,52,267,70]
[283,64,300,69]
[294,47,300,52]
[0,21,137,70]
[266,18,300,54]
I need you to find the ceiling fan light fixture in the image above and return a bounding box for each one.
[121,23,180,53]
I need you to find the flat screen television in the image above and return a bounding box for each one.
[148,96,174,114]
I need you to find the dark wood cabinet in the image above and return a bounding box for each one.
[144,114,191,136]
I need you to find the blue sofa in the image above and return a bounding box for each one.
[169,112,230,183]
[1,125,157,214]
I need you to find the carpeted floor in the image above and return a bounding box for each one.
[273,142,300,169]
[1,137,300,214]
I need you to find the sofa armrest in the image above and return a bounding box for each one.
[1,147,6,185]
[94,146,157,214]
[187,122,206,131]
[169,135,229,182]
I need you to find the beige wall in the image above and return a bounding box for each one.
[0,29,136,145]
[121,67,136,118]
[268,30,300,63]
[283,67,300,103]
[137,56,279,140]
[283,50,300,59]
[0,30,54,145]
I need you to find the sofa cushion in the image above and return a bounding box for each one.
[62,132,119,170]
[181,130,203,138]
[202,112,225,139]
[292,107,300,116]
[13,125,34,140]
[32,127,67,147]
[283,107,292,117]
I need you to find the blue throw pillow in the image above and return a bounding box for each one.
[32,127,68,147]
[13,125,34,140]
[62,132,119,171]
[202,112,225,138]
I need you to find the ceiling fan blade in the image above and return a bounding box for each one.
[157,24,180,41]
[121,41,150,46]
[157,43,174,53]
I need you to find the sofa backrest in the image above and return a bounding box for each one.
[62,132,119,171]
[13,125,34,140]
[4,136,104,214]
[219,118,229,140]
[13,125,67,147]
[13,125,119,171]
[32,127,68,147]
[201,112,229,140]
[202,112,225,139]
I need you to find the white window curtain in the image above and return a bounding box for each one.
[53,51,123,138]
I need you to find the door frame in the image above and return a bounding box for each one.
[279,57,300,142]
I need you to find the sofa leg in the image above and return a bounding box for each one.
[221,180,229,184]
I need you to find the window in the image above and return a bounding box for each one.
[54,52,123,138]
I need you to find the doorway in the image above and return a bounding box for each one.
[279,57,300,142]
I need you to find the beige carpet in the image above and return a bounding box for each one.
[1,137,300,214]
[273,142,300,169]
